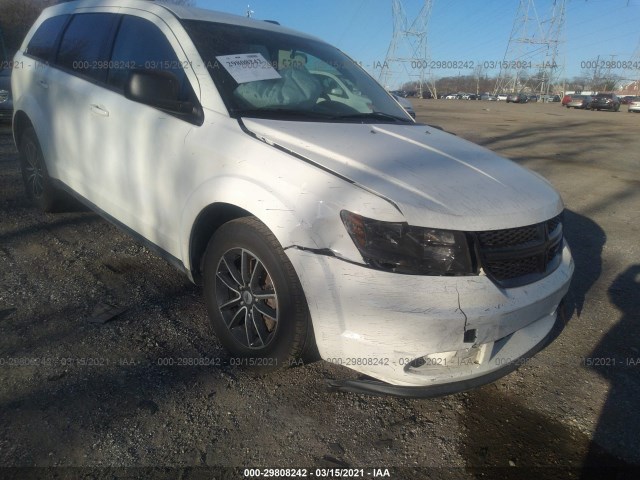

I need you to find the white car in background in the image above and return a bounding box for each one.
[628,97,640,113]
[497,93,509,101]
[12,0,573,397]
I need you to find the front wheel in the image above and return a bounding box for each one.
[202,217,317,368]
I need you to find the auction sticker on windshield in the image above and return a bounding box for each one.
[216,53,281,84]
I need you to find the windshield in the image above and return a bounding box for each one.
[183,20,412,123]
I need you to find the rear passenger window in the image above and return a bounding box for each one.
[56,13,119,82]
[107,15,192,100]
[26,15,70,62]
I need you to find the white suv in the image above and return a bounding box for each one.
[11,0,573,396]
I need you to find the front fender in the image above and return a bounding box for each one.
[178,168,405,273]
[177,116,406,272]
[179,175,321,272]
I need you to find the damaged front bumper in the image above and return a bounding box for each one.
[326,302,566,397]
[287,243,573,394]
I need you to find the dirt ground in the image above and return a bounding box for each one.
[1,99,639,480]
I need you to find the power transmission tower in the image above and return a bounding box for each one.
[495,0,566,96]
[378,0,434,96]
[541,0,566,95]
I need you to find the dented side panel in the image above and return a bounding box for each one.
[177,112,402,271]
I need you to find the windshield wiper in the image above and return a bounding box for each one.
[332,111,413,123]
[232,108,333,120]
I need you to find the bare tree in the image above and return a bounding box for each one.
[472,64,486,95]
[564,76,590,93]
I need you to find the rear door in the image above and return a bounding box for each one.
[18,14,70,175]
[47,12,120,191]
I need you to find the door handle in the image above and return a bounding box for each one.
[89,104,109,117]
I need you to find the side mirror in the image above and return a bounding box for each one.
[124,70,193,115]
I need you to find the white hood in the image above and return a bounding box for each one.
[243,119,563,231]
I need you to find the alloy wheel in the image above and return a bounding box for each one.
[215,248,279,349]
[23,139,45,198]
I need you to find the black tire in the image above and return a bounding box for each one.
[202,217,317,369]
[19,127,64,212]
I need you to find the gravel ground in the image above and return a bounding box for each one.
[0,100,639,480]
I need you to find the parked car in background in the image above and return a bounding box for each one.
[628,97,640,113]
[391,93,416,118]
[497,93,508,101]
[12,0,573,397]
[527,94,539,102]
[506,93,529,103]
[620,95,636,105]
[589,93,620,111]
[561,94,572,107]
[566,94,592,109]
[0,67,13,123]
[480,93,497,101]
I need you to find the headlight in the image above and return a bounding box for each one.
[340,210,475,275]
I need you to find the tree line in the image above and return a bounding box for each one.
[399,71,622,97]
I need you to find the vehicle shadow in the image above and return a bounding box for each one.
[458,209,638,479]
[562,209,605,319]
[581,265,640,478]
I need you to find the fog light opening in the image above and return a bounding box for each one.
[408,357,426,369]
